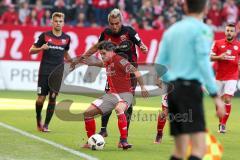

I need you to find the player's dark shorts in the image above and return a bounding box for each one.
[37,74,57,96]
[168,79,206,136]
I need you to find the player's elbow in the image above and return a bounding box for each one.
[29,46,38,54]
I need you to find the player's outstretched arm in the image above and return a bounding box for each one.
[29,43,49,54]
[76,43,100,62]
[82,57,104,67]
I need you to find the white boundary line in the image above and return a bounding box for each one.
[0,122,98,160]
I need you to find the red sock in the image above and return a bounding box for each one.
[117,113,128,139]
[157,105,167,134]
[85,117,96,138]
[221,104,231,125]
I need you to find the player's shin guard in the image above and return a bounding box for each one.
[125,105,133,130]
[44,102,55,126]
[157,105,167,134]
[100,111,112,132]
[221,103,231,125]
[35,102,43,121]
[117,113,128,140]
[85,117,96,138]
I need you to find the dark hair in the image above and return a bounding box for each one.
[226,23,236,28]
[186,0,207,13]
[97,41,116,51]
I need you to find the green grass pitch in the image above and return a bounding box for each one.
[0,90,239,160]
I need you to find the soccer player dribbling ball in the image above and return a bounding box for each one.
[29,12,73,132]
[79,41,149,150]
[74,8,148,140]
[210,23,240,133]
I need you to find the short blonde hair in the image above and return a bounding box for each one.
[51,12,65,20]
[108,8,122,22]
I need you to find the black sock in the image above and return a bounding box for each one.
[44,103,55,126]
[36,102,43,121]
[188,155,201,160]
[170,156,182,160]
[100,111,112,132]
[125,105,133,130]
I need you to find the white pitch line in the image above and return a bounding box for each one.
[0,122,98,160]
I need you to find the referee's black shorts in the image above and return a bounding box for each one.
[168,79,206,136]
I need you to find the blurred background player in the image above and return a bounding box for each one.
[155,0,225,159]
[211,23,240,133]
[29,12,72,132]
[75,8,148,138]
[81,41,149,149]
[154,94,168,144]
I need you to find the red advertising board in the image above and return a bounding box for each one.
[0,25,225,62]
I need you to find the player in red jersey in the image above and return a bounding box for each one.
[80,41,149,149]
[153,78,168,144]
[211,23,240,133]
[77,8,148,139]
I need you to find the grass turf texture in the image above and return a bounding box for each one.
[0,90,239,160]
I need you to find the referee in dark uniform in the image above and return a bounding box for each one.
[74,8,148,141]
[155,1,225,160]
[29,12,72,132]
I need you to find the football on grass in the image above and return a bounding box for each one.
[88,134,105,150]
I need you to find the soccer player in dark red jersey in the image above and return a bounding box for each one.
[29,12,72,132]
[82,41,149,149]
[75,8,148,138]
[211,23,240,133]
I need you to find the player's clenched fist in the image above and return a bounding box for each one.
[219,52,227,60]
[140,44,148,54]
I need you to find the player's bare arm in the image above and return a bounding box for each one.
[128,64,149,97]
[83,57,104,67]
[64,51,73,63]
[77,43,100,62]
[29,43,49,54]
[139,42,148,54]
[210,52,227,61]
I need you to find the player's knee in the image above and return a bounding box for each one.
[49,93,57,102]
[223,95,231,104]
[83,111,90,118]
[115,102,126,114]
[36,96,45,105]
[84,105,99,118]
[160,112,167,119]
[84,110,94,118]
